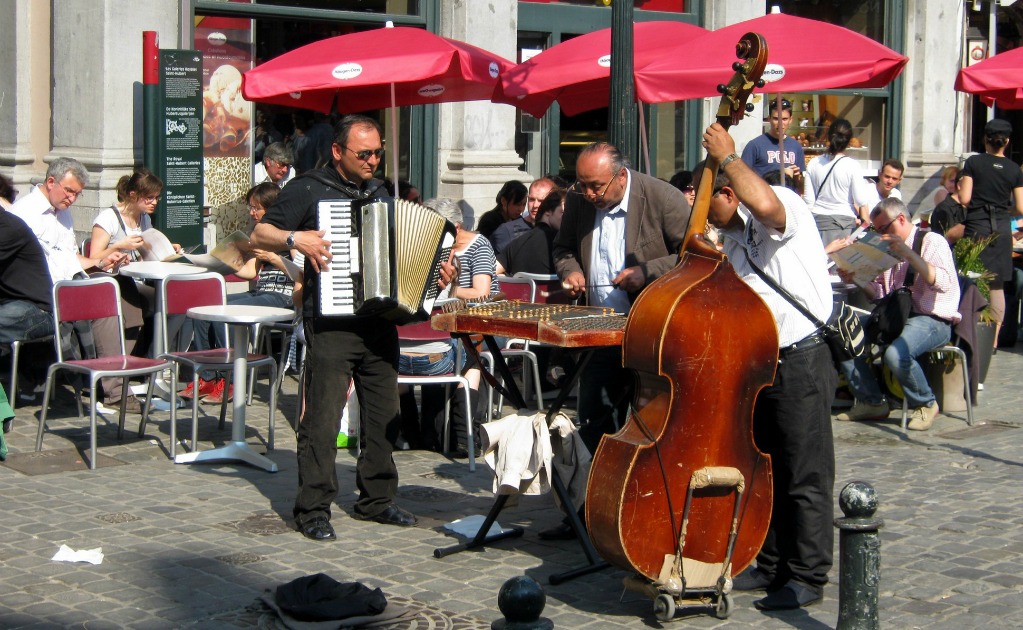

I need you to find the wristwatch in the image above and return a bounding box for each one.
[285,231,296,248]
[720,153,741,168]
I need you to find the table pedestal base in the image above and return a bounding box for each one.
[174,441,278,472]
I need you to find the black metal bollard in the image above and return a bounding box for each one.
[491,575,553,630]
[834,481,884,630]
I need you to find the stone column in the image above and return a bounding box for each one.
[47,0,178,234]
[434,1,526,230]
[900,0,964,214]
[0,0,50,189]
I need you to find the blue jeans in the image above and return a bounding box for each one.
[397,345,455,376]
[0,300,53,345]
[192,290,293,380]
[840,314,951,408]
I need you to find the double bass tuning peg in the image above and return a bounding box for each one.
[716,84,728,94]
[755,79,766,88]
[731,61,745,72]
[745,103,755,113]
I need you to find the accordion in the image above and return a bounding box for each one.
[317,197,456,324]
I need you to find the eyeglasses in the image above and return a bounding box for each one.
[141,195,160,204]
[682,185,695,193]
[569,174,617,200]
[270,160,291,169]
[342,146,385,162]
[62,185,83,200]
[872,216,898,234]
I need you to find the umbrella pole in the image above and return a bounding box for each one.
[776,92,785,183]
[638,104,651,176]
[390,83,400,193]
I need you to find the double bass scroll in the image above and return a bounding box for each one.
[585,33,778,586]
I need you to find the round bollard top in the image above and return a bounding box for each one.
[498,576,546,621]
[839,481,878,518]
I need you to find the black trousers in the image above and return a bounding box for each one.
[294,317,401,526]
[752,341,837,591]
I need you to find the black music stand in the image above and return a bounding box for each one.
[432,335,609,585]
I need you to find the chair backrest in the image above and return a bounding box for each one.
[81,238,92,257]
[161,272,226,351]
[52,276,124,361]
[162,272,226,316]
[397,317,453,342]
[515,272,571,305]
[497,275,536,302]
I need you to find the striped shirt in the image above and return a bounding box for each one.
[869,227,961,324]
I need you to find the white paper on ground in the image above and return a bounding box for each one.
[52,544,104,565]
[443,514,513,538]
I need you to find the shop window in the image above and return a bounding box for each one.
[770,0,885,43]
[254,0,420,13]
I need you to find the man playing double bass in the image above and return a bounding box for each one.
[699,122,838,610]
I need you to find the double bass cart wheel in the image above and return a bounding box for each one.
[628,577,735,622]
[625,466,746,622]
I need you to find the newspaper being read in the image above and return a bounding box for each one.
[828,229,899,288]
[138,228,250,276]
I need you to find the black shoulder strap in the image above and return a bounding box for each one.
[742,249,828,330]
[814,155,846,196]
[901,228,926,288]
[293,169,386,200]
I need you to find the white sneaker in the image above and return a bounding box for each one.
[907,402,939,431]
[834,400,889,422]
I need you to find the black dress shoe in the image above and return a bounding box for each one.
[298,517,336,541]
[354,504,417,527]
[753,580,822,610]
[538,522,577,540]
[732,566,775,591]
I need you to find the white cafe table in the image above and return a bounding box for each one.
[174,304,293,472]
[119,262,205,399]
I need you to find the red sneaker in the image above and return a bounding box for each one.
[178,378,217,400]
[203,378,233,404]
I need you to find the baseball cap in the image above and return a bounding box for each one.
[985,118,1012,136]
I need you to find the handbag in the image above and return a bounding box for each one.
[743,251,865,363]
[865,230,925,345]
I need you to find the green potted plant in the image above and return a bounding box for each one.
[952,234,998,383]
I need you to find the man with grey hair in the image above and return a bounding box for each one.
[834,196,961,430]
[10,157,132,407]
[253,142,296,187]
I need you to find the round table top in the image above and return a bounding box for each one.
[187,304,294,324]
[120,261,205,280]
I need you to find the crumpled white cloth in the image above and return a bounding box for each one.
[442,514,515,538]
[481,410,552,496]
[52,544,104,565]
[548,413,592,511]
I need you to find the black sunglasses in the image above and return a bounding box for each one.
[768,98,792,111]
[343,146,385,161]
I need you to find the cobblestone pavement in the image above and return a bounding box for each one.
[1,344,1021,629]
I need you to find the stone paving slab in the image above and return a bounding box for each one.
[0,346,1021,628]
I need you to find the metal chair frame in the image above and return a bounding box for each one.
[397,317,475,471]
[900,342,974,431]
[157,272,278,458]
[5,335,54,410]
[35,276,168,469]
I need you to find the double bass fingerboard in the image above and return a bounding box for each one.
[431,300,626,348]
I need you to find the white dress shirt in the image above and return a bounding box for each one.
[9,185,83,282]
[588,170,631,314]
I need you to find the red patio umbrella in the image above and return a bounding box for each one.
[955,46,1023,109]
[634,13,908,104]
[242,26,515,114]
[492,21,709,118]
[242,24,514,181]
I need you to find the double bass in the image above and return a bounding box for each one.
[585,33,777,598]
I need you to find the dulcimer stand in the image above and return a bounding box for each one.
[432,333,610,585]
